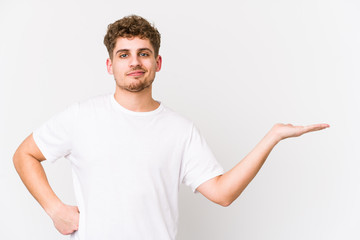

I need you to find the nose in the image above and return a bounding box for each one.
[129,55,141,68]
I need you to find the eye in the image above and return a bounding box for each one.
[139,52,149,57]
[119,54,128,58]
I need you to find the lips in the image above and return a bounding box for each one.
[127,70,145,76]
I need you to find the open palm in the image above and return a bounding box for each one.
[272,123,330,140]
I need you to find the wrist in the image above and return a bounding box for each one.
[268,124,283,144]
[44,199,64,218]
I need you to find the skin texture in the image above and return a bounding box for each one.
[13,36,329,236]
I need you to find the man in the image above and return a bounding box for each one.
[13,15,329,240]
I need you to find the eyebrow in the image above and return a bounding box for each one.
[115,48,153,55]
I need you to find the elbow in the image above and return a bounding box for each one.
[218,197,234,207]
[13,150,22,170]
[12,149,28,170]
[219,202,231,207]
[217,189,243,207]
[13,150,19,165]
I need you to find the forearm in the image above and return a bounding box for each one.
[197,123,328,206]
[216,128,281,206]
[13,153,63,217]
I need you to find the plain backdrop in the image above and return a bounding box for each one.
[1,0,359,239]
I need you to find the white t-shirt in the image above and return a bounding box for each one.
[33,93,224,240]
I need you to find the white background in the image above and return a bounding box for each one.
[1,0,359,239]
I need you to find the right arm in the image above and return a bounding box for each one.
[13,133,79,235]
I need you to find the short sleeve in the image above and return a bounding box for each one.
[32,103,79,163]
[181,123,224,194]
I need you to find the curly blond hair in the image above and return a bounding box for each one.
[104,15,161,59]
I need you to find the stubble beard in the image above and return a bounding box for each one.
[116,77,154,93]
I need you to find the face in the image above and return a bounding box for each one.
[106,36,162,92]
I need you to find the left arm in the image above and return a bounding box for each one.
[196,123,329,207]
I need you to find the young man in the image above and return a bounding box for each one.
[13,15,329,240]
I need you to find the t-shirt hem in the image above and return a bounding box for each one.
[191,168,225,194]
[32,130,58,163]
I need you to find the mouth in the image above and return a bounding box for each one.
[127,70,145,77]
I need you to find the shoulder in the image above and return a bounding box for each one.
[70,93,112,115]
[160,104,195,129]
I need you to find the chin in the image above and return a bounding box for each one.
[126,82,152,92]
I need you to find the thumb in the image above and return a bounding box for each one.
[70,205,80,213]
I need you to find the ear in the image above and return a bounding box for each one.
[106,58,113,75]
[155,55,162,72]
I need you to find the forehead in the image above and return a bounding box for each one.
[113,36,154,52]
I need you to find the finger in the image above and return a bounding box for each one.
[303,123,330,133]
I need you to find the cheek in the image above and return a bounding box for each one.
[147,61,158,71]
[112,64,126,75]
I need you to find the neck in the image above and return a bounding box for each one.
[113,85,159,112]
